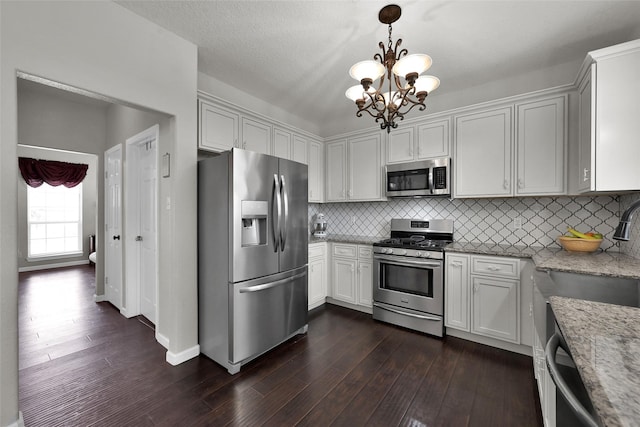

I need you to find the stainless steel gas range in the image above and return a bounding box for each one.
[372,218,453,337]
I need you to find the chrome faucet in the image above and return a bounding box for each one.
[613,199,640,241]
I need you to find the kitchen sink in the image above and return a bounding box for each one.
[546,270,640,307]
[533,270,640,345]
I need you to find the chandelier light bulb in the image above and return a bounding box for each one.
[392,54,432,80]
[345,85,374,102]
[349,60,385,84]
[411,75,440,94]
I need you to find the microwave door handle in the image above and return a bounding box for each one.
[272,174,281,252]
[280,175,288,251]
[428,166,434,195]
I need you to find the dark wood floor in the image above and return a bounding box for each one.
[19,265,542,426]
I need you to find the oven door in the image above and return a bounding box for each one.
[373,253,443,315]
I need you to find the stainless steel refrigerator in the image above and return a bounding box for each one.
[198,148,308,374]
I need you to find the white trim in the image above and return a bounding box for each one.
[446,328,532,356]
[94,294,106,302]
[166,344,200,366]
[7,411,25,427]
[18,259,89,272]
[156,331,170,350]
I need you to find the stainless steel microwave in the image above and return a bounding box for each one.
[385,157,451,197]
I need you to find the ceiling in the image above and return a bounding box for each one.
[115,1,640,136]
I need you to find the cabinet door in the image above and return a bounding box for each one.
[332,257,357,304]
[471,276,519,343]
[272,127,291,159]
[241,117,271,154]
[292,135,308,164]
[357,260,373,308]
[516,96,566,195]
[417,119,450,159]
[387,127,414,163]
[308,140,323,202]
[348,133,382,200]
[454,107,512,197]
[445,254,470,331]
[326,140,347,201]
[577,65,594,192]
[308,257,326,309]
[199,101,238,152]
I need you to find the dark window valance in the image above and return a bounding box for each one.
[18,157,88,188]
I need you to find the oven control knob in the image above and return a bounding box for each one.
[415,251,421,257]
[397,249,407,256]
[386,248,393,254]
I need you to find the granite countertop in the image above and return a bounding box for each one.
[550,296,640,427]
[309,234,380,245]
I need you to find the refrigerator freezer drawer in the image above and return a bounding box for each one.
[229,266,308,364]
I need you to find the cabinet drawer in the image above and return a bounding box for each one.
[471,256,520,278]
[358,245,373,259]
[308,243,326,259]
[333,244,357,258]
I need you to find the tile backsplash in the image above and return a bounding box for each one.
[309,195,640,256]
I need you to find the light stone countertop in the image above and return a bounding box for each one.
[550,296,640,427]
[308,234,380,245]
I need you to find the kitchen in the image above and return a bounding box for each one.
[2,1,640,427]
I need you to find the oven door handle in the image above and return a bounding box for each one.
[374,254,442,268]
[373,302,442,322]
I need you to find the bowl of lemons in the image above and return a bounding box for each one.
[558,227,603,253]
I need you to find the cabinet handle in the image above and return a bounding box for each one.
[503,179,509,190]
[243,141,247,149]
[474,284,479,293]
[348,189,352,198]
[409,144,414,157]
[518,178,524,189]
[450,261,462,268]
[487,265,501,271]
[583,168,589,182]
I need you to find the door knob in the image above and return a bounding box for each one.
[113,235,120,240]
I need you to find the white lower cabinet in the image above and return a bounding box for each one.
[330,243,373,309]
[308,242,327,310]
[445,253,521,345]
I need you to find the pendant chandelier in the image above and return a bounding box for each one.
[345,4,440,133]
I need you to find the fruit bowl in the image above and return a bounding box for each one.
[558,236,603,253]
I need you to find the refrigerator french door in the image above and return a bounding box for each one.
[198,148,308,374]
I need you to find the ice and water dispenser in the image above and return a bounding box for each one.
[241,200,268,246]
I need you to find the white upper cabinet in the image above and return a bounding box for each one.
[272,127,292,159]
[326,131,385,202]
[348,133,383,200]
[198,100,239,152]
[241,117,271,155]
[454,107,513,198]
[308,140,324,203]
[386,119,450,164]
[515,96,566,195]
[417,119,450,159]
[326,139,348,201]
[292,135,308,164]
[575,39,640,192]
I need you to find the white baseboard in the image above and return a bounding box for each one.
[325,297,373,314]
[94,294,106,302]
[446,328,533,356]
[166,344,200,366]
[19,259,90,272]
[156,332,170,350]
[7,411,25,427]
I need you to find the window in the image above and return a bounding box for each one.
[27,183,83,258]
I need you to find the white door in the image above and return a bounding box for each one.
[105,145,123,309]
[126,125,159,324]
[139,139,157,323]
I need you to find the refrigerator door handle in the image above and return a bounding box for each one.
[280,175,288,251]
[272,174,281,252]
[238,271,307,293]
